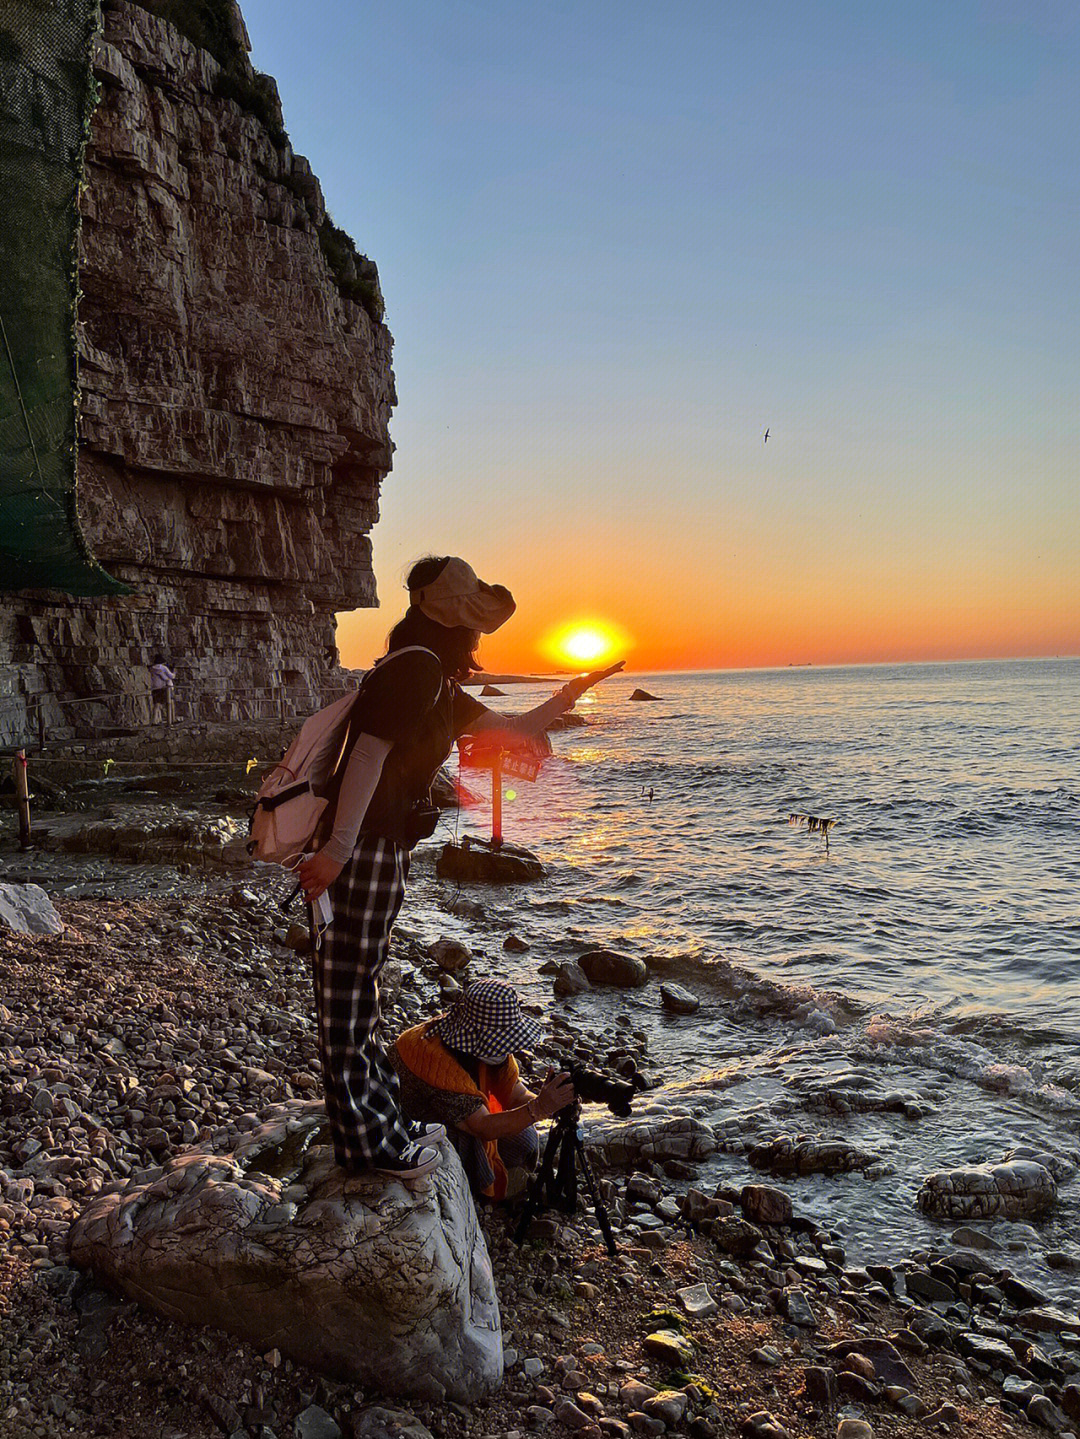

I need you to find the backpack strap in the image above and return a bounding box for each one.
[317,647,445,830]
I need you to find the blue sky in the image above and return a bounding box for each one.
[249,0,1079,670]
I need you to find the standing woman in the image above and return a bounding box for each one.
[298,556,622,1179]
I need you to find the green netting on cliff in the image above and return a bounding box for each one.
[0,0,128,594]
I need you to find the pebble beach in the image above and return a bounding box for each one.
[2,749,1080,1439]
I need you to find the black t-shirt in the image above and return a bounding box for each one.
[348,648,485,847]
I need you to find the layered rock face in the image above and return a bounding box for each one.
[0,1,394,746]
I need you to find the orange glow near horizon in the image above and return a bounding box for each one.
[334,551,1080,676]
[541,619,632,670]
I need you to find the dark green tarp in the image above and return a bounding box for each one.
[0,0,128,594]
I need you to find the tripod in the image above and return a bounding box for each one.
[512,1101,618,1257]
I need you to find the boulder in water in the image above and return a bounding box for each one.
[67,1102,502,1402]
[629,688,661,701]
[552,962,591,997]
[480,684,505,696]
[917,1158,1056,1221]
[437,837,544,884]
[660,982,700,1014]
[585,1108,717,1166]
[578,949,648,988]
[428,936,471,973]
[748,1134,875,1175]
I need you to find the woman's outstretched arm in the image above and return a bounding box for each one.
[461,661,625,740]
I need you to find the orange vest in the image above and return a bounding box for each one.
[395,1020,520,1198]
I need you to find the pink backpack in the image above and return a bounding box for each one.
[246,648,436,866]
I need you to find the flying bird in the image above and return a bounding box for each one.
[763,428,770,443]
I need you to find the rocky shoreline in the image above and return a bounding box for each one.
[3,820,1080,1438]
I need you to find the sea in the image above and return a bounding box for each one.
[405,657,1080,1293]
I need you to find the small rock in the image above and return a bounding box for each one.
[884,1388,926,1418]
[741,1184,793,1226]
[740,1412,791,1439]
[951,1226,1001,1251]
[750,1347,783,1368]
[0,882,64,934]
[659,983,699,1014]
[504,933,530,952]
[428,937,471,972]
[642,1329,694,1366]
[294,1406,341,1439]
[627,1415,665,1437]
[923,1403,960,1427]
[836,1422,874,1439]
[1002,1376,1043,1406]
[553,963,591,997]
[642,1392,688,1426]
[781,1287,817,1328]
[1028,1396,1071,1433]
[710,1216,763,1257]
[618,1382,658,1411]
[553,1397,595,1430]
[1017,1306,1080,1336]
[803,1367,838,1408]
[676,1283,718,1318]
[350,1408,435,1439]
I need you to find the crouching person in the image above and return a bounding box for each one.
[392,979,573,1201]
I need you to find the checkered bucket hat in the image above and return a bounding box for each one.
[433,979,542,1060]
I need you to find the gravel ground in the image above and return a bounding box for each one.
[0,884,1070,1439]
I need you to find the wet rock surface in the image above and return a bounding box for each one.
[436,839,545,885]
[918,1159,1058,1221]
[578,950,650,989]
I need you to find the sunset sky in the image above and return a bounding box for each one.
[251,1,1079,673]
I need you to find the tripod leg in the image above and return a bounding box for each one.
[554,1119,578,1214]
[512,1116,563,1246]
[574,1135,618,1257]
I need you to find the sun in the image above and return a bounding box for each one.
[563,628,611,663]
[541,619,631,670]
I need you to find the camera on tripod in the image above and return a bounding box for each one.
[566,1063,646,1118]
[514,1061,647,1256]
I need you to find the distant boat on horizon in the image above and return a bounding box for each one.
[787,662,813,667]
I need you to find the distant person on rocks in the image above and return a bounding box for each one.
[392,980,573,1201]
[297,555,622,1180]
[148,654,176,720]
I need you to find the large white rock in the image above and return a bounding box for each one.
[68,1102,502,1401]
[0,882,63,935]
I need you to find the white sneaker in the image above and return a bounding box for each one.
[373,1143,441,1179]
[406,1119,446,1144]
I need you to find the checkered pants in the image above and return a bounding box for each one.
[312,836,412,1170]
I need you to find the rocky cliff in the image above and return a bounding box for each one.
[0,0,395,745]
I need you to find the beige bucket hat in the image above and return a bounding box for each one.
[409,557,516,633]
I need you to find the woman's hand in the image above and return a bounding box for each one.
[297,850,344,901]
[531,1069,575,1120]
[564,660,625,704]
